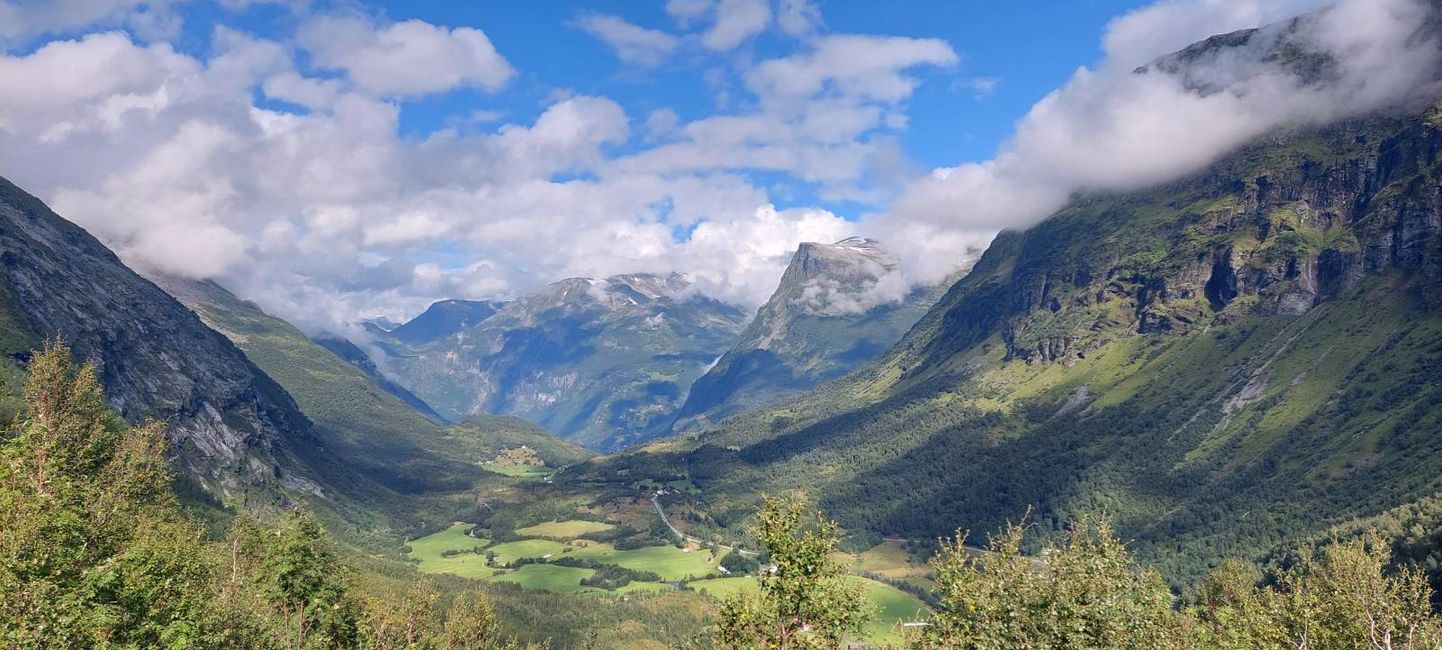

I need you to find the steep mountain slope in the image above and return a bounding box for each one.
[149,276,593,531]
[0,175,315,500]
[386,299,504,345]
[581,97,1442,587]
[147,277,483,494]
[312,335,447,423]
[675,237,959,431]
[377,273,749,451]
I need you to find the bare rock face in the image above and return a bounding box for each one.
[0,175,312,499]
[674,238,963,430]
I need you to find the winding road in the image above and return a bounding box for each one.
[650,493,759,557]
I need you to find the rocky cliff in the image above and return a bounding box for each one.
[676,237,958,430]
[0,175,314,500]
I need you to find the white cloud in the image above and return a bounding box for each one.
[966,76,1000,100]
[665,0,713,26]
[746,34,959,105]
[776,0,822,37]
[1102,0,1328,67]
[701,0,770,50]
[297,16,514,97]
[5,0,1427,340]
[574,13,679,67]
[0,0,183,44]
[888,0,1442,286]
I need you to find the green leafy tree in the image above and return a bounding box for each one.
[0,341,220,648]
[1194,534,1442,649]
[715,493,872,649]
[246,507,361,649]
[916,515,1186,650]
[439,589,511,650]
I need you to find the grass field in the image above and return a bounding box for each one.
[487,539,570,564]
[515,519,614,538]
[488,564,598,594]
[853,541,934,590]
[406,523,494,579]
[570,542,725,581]
[481,462,555,478]
[687,576,928,646]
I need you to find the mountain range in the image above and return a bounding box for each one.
[584,75,1442,587]
[3,4,1442,642]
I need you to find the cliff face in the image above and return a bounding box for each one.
[907,110,1442,370]
[676,238,956,430]
[0,175,314,499]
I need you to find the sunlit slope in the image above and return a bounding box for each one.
[583,106,1442,587]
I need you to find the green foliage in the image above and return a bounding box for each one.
[0,342,536,649]
[918,515,1185,649]
[248,508,362,648]
[916,517,1442,650]
[0,341,219,648]
[715,493,872,649]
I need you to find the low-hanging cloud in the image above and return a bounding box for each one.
[884,0,1442,288]
[0,0,1438,339]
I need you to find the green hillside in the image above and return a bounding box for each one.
[578,106,1442,589]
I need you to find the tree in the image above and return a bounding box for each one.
[916,515,1186,649]
[249,507,361,649]
[1194,534,1442,649]
[715,493,872,649]
[440,589,506,650]
[0,341,220,648]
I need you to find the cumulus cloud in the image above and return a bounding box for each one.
[747,34,959,105]
[0,0,183,44]
[297,15,514,97]
[4,0,1433,338]
[887,0,1442,286]
[776,0,822,37]
[703,0,771,50]
[574,13,679,66]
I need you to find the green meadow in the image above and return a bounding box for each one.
[515,519,614,538]
[405,520,928,647]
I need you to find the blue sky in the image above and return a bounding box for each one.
[128,0,1154,218]
[4,0,1395,331]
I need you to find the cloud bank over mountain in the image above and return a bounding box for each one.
[0,0,1436,330]
[886,0,1442,287]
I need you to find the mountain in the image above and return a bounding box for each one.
[312,334,447,423]
[674,237,962,431]
[387,299,504,345]
[582,77,1442,586]
[0,175,315,500]
[375,273,749,451]
[146,276,486,494]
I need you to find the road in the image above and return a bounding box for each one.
[651,493,759,556]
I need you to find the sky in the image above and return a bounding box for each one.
[0,0,1437,336]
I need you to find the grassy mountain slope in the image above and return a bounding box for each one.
[579,104,1442,588]
[150,276,592,543]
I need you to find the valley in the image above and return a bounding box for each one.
[5,0,1442,647]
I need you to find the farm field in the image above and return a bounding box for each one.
[406,523,494,578]
[405,520,928,647]
[488,564,598,593]
[569,542,724,581]
[515,519,614,538]
[487,539,570,564]
[481,462,554,478]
